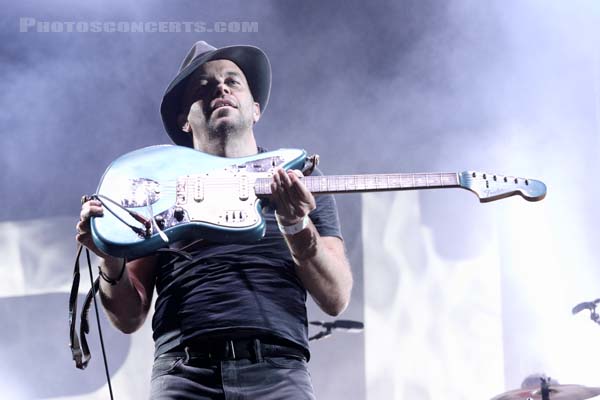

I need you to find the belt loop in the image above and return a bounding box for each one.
[184,346,191,364]
[253,338,263,363]
[228,340,236,359]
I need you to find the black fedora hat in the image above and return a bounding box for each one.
[160,41,271,147]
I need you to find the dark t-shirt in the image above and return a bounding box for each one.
[151,168,342,359]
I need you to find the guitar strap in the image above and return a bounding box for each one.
[68,244,100,369]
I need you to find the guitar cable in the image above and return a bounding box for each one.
[85,248,115,400]
[92,194,171,244]
[90,194,151,237]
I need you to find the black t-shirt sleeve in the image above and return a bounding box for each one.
[308,167,343,239]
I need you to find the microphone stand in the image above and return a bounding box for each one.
[309,330,333,342]
[572,298,600,325]
[309,319,364,342]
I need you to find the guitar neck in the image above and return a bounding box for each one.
[255,172,460,195]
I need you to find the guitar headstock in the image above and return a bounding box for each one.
[459,171,547,203]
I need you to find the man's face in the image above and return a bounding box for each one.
[179,59,260,140]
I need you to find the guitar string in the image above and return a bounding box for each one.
[122,174,460,190]
[122,179,458,194]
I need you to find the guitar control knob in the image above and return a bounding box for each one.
[155,215,165,229]
[173,207,185,222]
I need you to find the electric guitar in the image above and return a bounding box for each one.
[90,145,547,258]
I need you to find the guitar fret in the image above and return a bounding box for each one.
[396,175,410,188]
[427,173,441,187]
[441,173,457,186]
[330,176,336,191]
[356,176,363,190]
[413,174,426,187]
[388,175,400,188]
[346,176,355,191]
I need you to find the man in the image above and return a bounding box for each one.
[76,41,353,399]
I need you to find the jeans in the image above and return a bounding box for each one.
[150,354,316,400]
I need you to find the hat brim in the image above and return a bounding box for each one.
[160,45,271,147]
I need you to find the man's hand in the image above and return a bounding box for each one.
[76,199,108,258]
[270,168,315,225]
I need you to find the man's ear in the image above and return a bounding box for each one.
[177,113,191,133]
[253,102,261,124]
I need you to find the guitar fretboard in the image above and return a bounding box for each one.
[254,173,460,195]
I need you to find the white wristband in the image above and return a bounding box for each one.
[277,215,309,235]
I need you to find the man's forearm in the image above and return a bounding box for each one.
[283,222,353,316]
[98,256,150,333]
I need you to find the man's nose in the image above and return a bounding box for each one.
[214,81,231,97]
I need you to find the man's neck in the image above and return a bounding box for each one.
[193,130,258,158]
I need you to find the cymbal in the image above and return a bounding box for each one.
[491,384,600,400]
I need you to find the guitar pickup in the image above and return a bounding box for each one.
[194,175,204,202]
[238,175,249,200]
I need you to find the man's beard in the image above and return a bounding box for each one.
[206,114,251,140]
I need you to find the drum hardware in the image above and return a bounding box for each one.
[491,375,600,400]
